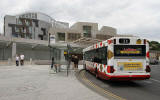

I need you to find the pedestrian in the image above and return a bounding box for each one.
[71,55,75,69]
[50,57,57,73]
[51,57,54,69]
[74,56,79,70]
[20,54,25,66]
[16,54,19,66]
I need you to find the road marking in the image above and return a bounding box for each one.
[150,78,160,83]
[80,70,126,100]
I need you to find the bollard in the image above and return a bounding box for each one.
[30,58,32,65]
[8,58,11,65]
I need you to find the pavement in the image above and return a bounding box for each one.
[0,65,107,100]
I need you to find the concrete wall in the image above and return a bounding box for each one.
[4,15,52,41]
[0,47,12,60]
[36,20,52,40]
[4,15,16,38]
[0,43,67,65]
[70,22,98,38]
[99,26,117,36]
[16,47,51,60]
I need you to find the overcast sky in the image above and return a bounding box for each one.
[0,0,159,42]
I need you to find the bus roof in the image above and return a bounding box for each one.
[83,37,147,52]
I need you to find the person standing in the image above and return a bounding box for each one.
[16,54,19,66]
[51,57,54,69]
[71,55,75,69]
[20,54,25,66]
[50,57,57,73]
[74,56,79,70]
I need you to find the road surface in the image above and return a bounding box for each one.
[78,65,160,100]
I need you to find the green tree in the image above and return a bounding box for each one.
[149,41,160,50]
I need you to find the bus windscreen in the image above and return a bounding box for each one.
[114,45,146,57]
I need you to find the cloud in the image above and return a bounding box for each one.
[0,0,159,42]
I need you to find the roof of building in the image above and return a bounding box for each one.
[16,12,55,23]
[73,37,102,48]
[15,12,69,28]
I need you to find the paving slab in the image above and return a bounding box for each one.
[0,65,107,100]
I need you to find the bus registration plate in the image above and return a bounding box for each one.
[118,62,143,71]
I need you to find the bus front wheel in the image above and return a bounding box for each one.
[84,64,87,71]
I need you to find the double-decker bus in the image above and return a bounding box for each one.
[83,37,151,80]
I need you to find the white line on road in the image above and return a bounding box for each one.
[150,78,160,83]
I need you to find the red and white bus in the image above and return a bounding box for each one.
[83,37,151,81]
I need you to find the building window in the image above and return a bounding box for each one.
[57,32,65,41]
[22,27,26,33]
[68,33,81,41]
[15,27,19,33]
[12,33,18,37]
[38,35,44,40]
[83,26,92,38]
[26,20,30,26]
[41,28,46,35]
[29,27,32,33]
[18,19,22,25]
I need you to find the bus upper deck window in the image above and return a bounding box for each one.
[119,38,130,44]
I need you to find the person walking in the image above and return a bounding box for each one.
[20,54,24,66]
[16,54,19,66]
[50,57,57,73]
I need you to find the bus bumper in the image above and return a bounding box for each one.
[98,71,150,81]
[107,74,151,81]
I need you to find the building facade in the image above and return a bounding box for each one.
[4,12,69,40]
[1,12,135,65]
[49,22,117,43]
[2,12,69,64]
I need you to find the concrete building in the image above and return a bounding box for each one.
[49,22,117,43]
[4,12,69,40]
[1,12,70,65]
[96,26,117,40]
[70,22,98,38]
[49,27,81,42]
[1,12,134,65]
[150,50,160,61]
[0,35,65,65]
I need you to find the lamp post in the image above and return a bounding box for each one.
[48,33,51,59]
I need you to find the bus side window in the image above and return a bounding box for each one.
[97,47,107,65]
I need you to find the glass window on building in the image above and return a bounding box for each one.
[29,27,32,33]
[77,34,81,39]
[22,27,26,33]
[12,33,18,37]
[15,27,19,33]
[68,33,80,41]
[83,26,92,38]
[57,32,65,41]
[26,20,29,26]
[18,19,22,25]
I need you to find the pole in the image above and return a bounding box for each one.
[67,44,70,76]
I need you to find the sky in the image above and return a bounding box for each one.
[0,0,160,42]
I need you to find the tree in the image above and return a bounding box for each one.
[149,41,160,50]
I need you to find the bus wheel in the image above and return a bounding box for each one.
[84,64,87,71]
